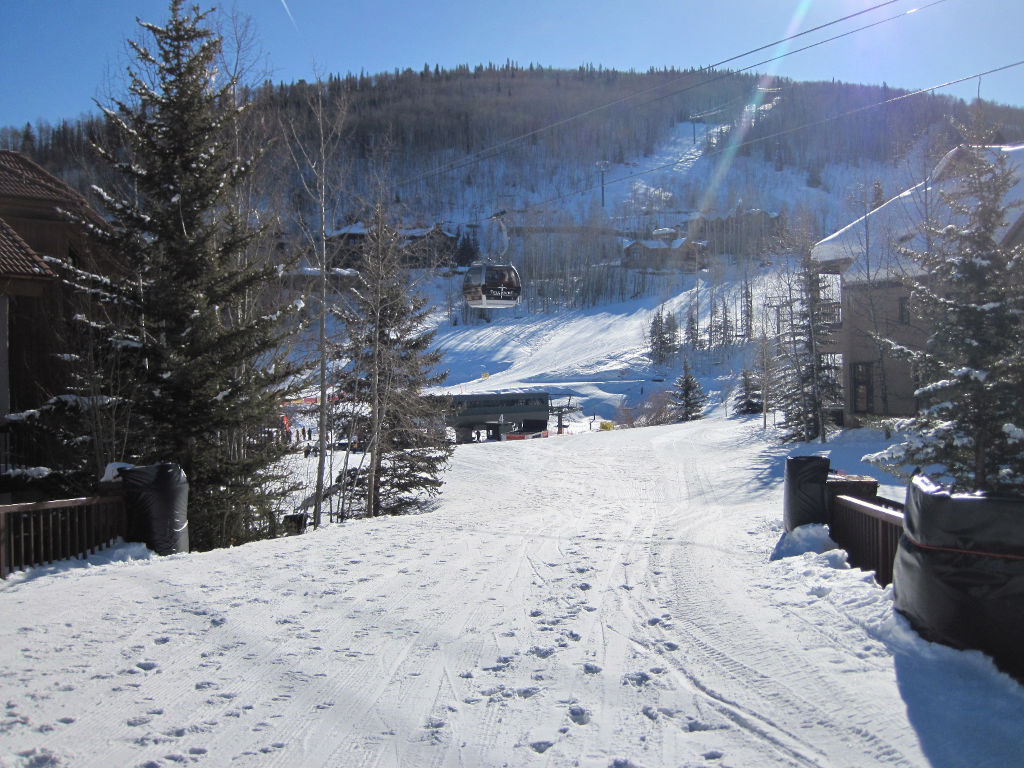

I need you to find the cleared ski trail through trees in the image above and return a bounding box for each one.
[1,408,1002,767]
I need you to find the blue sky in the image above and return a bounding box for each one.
[2,0,1021,128]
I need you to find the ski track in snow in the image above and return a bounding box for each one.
[6,407,1023,767]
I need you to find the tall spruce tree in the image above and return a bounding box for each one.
[648,306,678,366]
[664,310,679,358]
[93,0,295,549]
[776,252,842,443]
[669,359,709,422]
[684,301,702,350]
[648,307,666,365]
[870,139,1024,493]
[335,199,452,517]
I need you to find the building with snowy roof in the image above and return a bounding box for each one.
[811,143,1024,424]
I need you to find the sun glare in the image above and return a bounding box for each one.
[699,1,814,213]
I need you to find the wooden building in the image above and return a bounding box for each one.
[330,222,458,269]
[811,144,1024,425]
[0,151,108,467]
[622,230,706,272]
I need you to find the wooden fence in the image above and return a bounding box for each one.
[828,494,905,586]
[0,496,127,580]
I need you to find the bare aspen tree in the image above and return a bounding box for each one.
[282,77,350,528]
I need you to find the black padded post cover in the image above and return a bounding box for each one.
[782,455,830,532]
[119,463,190,556]
[894,475,1024,680]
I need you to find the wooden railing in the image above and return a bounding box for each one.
[0,496,127,579]
[829,494,905,586]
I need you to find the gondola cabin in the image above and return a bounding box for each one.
[462,263,522,309]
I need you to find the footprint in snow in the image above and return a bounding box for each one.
[686,718,720,732]
[568,705,590,725]
[621,671,651,687]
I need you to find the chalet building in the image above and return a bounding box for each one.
[0,151,111,474]
[0,218,56,415]
[622,208,783,271]
[0,152,110,412]
[811,143,1024,426]
[330,222,458,269]
[622,228,706,271]
[685,208,784,258]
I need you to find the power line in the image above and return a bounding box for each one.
[642,0,951,109]
[532,59,1024,213]
[395,0,947,191]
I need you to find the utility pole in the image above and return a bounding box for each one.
[596,160,609,208]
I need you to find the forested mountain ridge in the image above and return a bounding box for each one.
[6,62,1024,244]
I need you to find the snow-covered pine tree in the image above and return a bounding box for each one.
[741,275,754,341]
[719,295,733,346]
[669,359,709,422]
[335,199,452,517]
[707,286,719,348]
[732,369,763,415]
[648,306,678,366]
[775,252,842,443]
[870,138,1024,493]
[684,301,702,350]
[663,310,679,360]
[93,0,296,549]
[648,307,666,365]
[454,229,479,267]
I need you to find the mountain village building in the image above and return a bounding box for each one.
[0,151,108,471]
[811,143,1024,425]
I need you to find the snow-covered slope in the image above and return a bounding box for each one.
[4,406,1024,767]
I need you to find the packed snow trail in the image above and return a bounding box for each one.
[3,408,1024,767]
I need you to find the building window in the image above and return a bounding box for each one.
[852,362,873,414]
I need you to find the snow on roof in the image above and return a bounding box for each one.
[331,221,459,238]
[625,237,688,250]
[812,144,1024,283]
